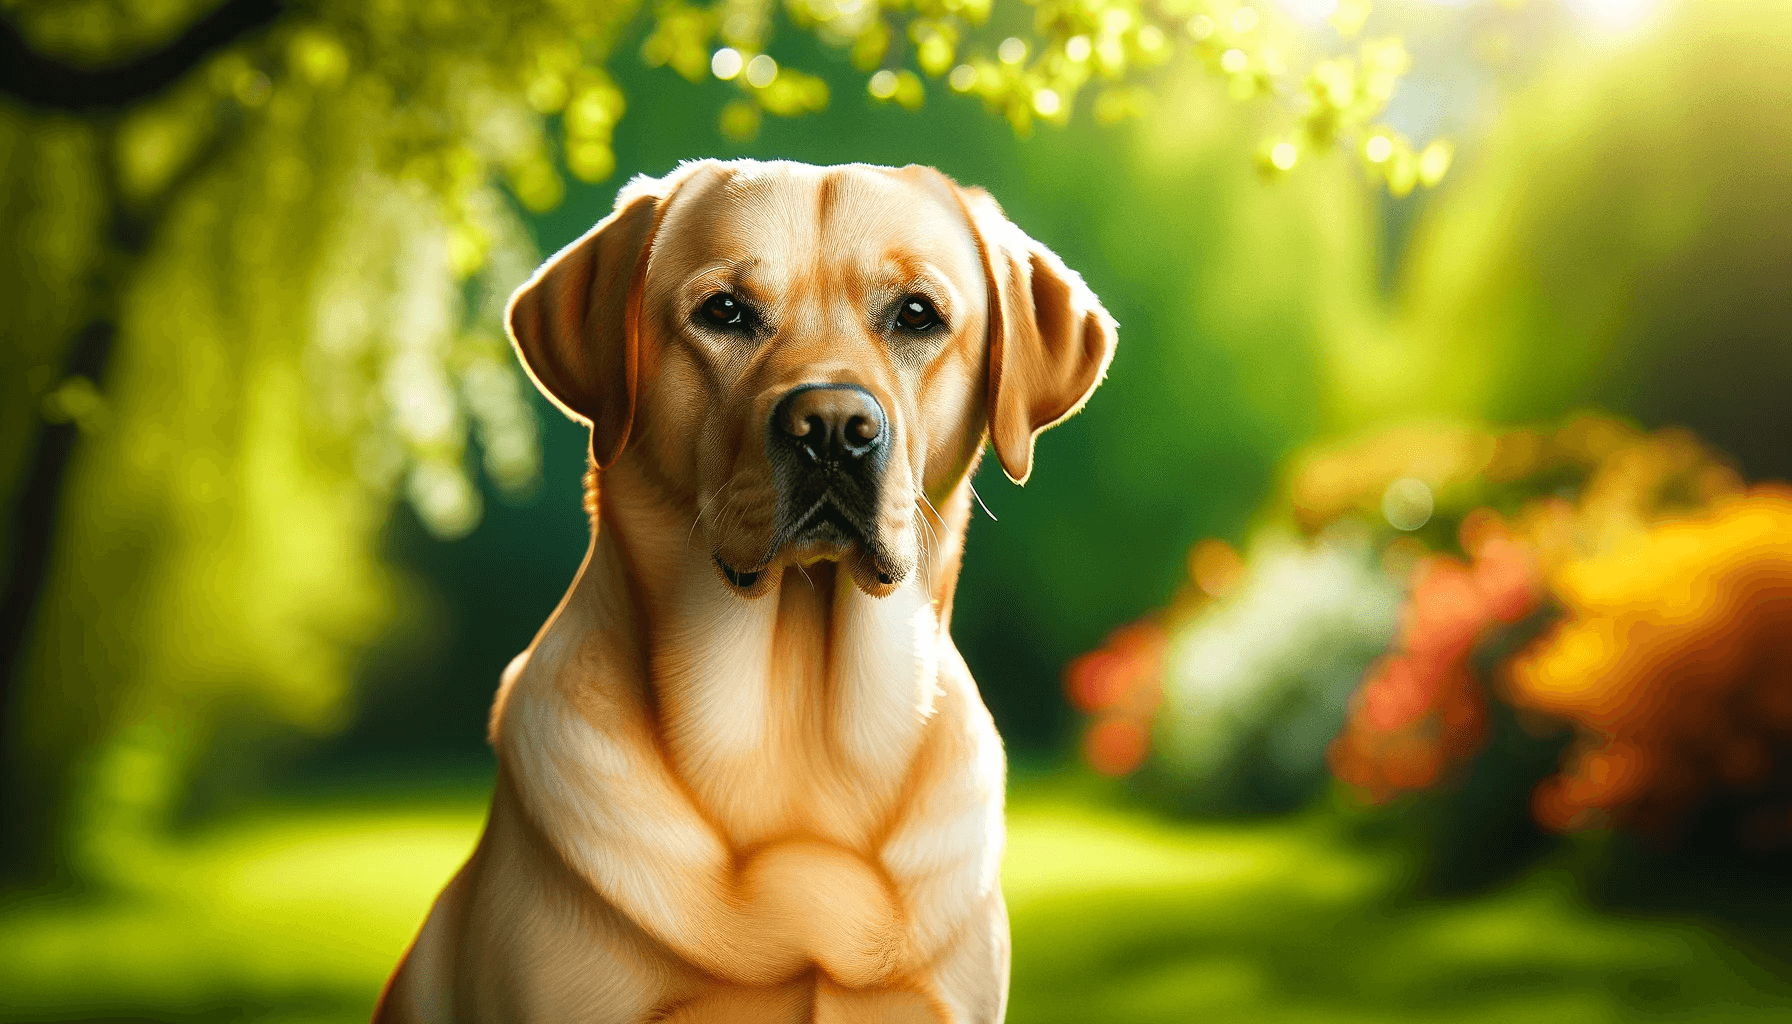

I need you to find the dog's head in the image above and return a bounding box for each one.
[507,159,1115,598]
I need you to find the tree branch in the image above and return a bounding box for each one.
[0,0,287,112]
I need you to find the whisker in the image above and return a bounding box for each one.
[917,490,946,531]
[917,491,946,564]
[969,482,998,522]
[912,495,942,596]
[710,492,741,557]
[689,487,726,550]
[915,496,942,551]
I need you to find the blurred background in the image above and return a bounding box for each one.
[3,0,1791,1019]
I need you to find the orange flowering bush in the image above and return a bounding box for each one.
[1510,490,1792,837]
[1328,524,1541,800]
[1072,413,1792,847]
[1318,417,1779,840]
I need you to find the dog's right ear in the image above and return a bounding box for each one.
[506,171,685,469]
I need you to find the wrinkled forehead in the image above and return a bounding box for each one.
[644,163,984,301]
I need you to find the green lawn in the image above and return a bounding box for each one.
[3,781,1788,1022]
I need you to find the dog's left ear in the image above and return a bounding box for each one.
[506,166,699,469]
[957,187,1118,485]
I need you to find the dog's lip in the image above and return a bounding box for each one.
[789,494,868,540]
[715,493,902,591]
[714,555,762,589]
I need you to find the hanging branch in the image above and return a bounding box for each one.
[0,0,286,112]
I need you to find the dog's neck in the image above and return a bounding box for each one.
[540,452,980,847]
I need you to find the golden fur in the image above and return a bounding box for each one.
[374,159,1115,1023]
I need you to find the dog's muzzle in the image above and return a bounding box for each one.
[770,382,891,559]
[714,382,903,591]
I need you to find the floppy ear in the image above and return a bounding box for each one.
[506,175,676,469]
[959,187,1118,485]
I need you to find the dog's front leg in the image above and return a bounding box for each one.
[871,655,1010,1023]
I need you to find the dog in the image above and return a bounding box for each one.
[374,158,1115,1023]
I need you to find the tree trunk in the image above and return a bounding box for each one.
[0,1,276,882]
[0,316,119,883]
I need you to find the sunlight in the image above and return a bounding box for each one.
[1561,0,1665,36]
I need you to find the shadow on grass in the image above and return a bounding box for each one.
[8,986,365,1024]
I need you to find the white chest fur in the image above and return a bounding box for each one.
[652,567,944,850]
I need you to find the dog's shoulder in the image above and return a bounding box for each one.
[490,585,653,757]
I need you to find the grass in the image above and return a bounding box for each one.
[3,779,1789,1022]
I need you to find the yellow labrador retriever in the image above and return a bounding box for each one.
[375,158,1115,1023]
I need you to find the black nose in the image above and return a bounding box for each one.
[772,384,886,466]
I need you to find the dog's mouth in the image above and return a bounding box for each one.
[715,493,900,593]
[715,558,762,589]
[790,498,866,549]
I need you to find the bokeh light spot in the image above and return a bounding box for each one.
[1190,539,1245,598]
[711,47,743,80]
[745,54,778,88]
[718,99,760,140]
[1417,140,1454,186]
[1382,477,1434,531]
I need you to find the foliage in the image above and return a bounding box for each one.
[1511,490,1792,839]
[1077,412,1792,857]
[2,0,593,877]
[1330,421,1792,850]
[639,0,1450,193]
[1068,528,1400,812]
[1314,417,1742,816]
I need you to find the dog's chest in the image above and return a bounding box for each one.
[656,577,944,849]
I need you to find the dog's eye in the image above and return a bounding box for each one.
[699,292,746,329]
[894,295,942,333]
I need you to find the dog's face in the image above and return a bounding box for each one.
[507,159,1115,598]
